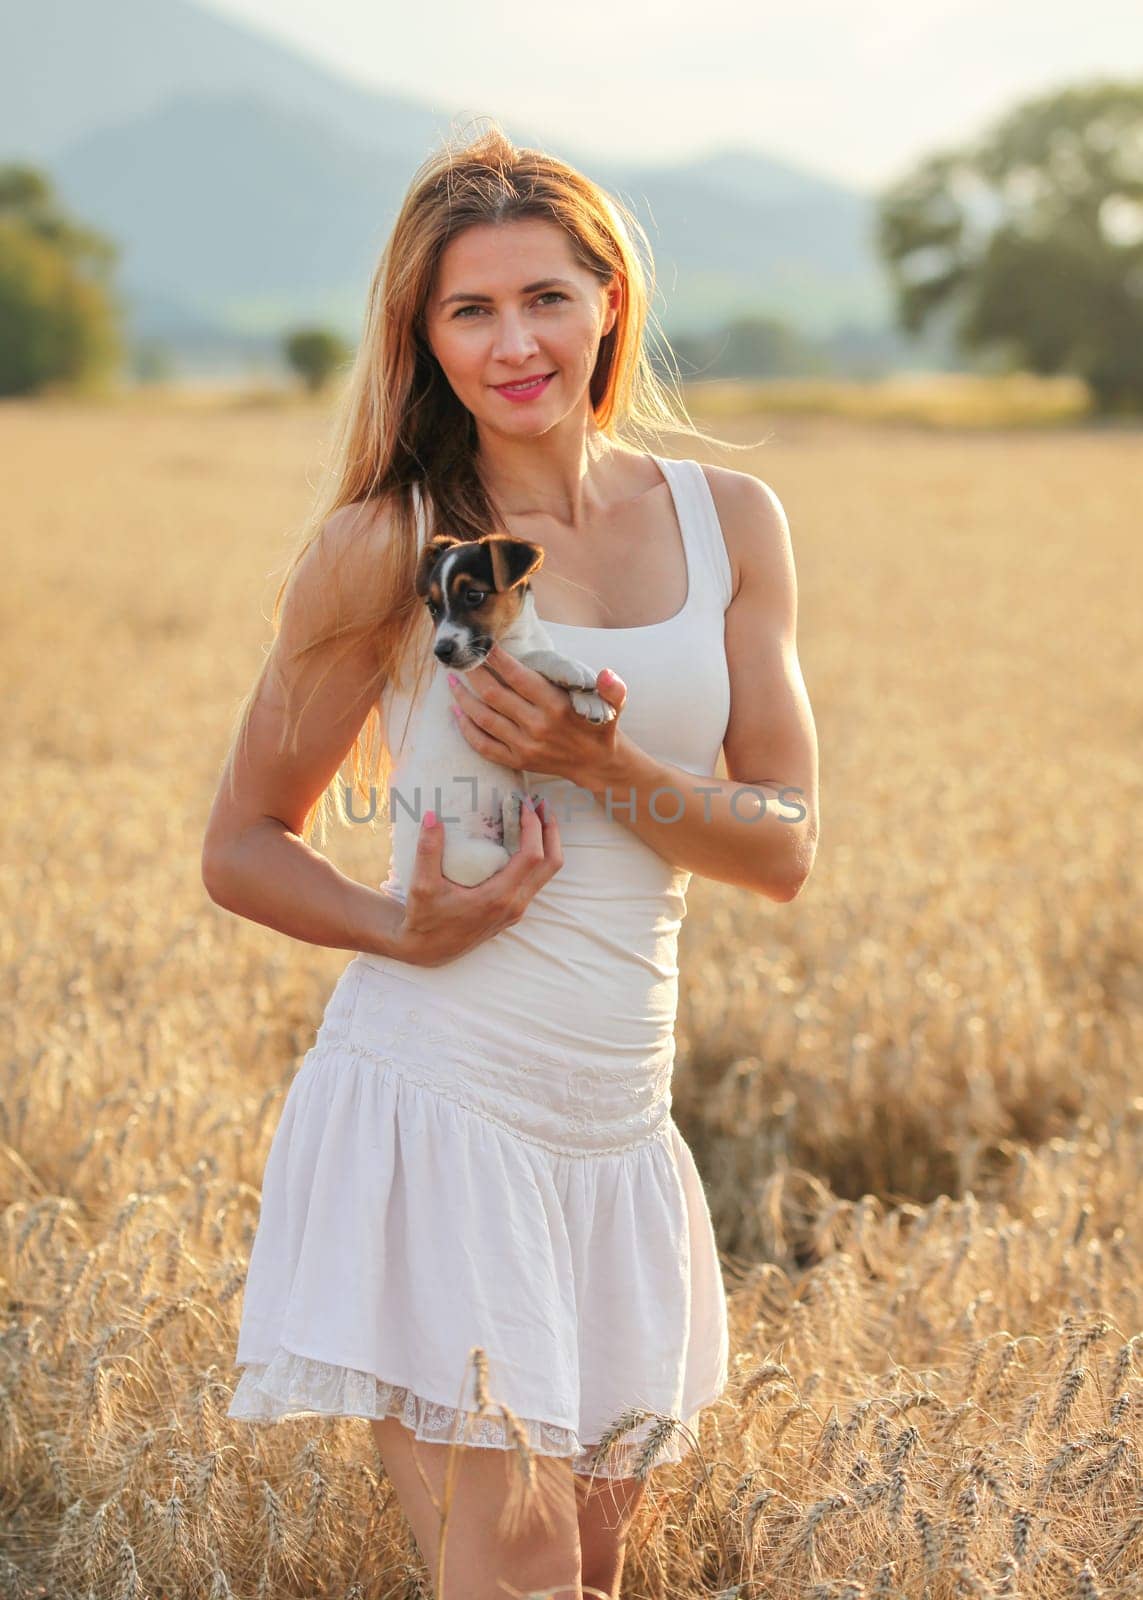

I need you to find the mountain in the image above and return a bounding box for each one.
[592,158,883,330]
[673,144,864,210]
[1,0,927,372]
[53,94,415,328]
[0,0,449,164]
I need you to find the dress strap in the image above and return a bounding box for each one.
[410,480,429,552]
[656,457,735,613]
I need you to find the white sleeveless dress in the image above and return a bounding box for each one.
[227,456,734,1478]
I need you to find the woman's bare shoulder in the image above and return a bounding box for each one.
[289,493,404,622]
[698,464,789,602]
[319,493,402,560]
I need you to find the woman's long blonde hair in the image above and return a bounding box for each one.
[221,116,744,848]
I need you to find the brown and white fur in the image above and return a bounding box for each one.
[387,532,615,892]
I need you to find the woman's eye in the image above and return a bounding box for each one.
[453,292,567,320]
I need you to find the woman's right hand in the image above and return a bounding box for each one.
[391,798,564,967]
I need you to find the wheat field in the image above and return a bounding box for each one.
[1,388,1140,1599]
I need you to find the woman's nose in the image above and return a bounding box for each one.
[491,313,539,358]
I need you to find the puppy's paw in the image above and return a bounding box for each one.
[442,833,512,887]
[569,688,616,724]
[501,788,523,856]
[501,789,545,854]
[516,648,598,693]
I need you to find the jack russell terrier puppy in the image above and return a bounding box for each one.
[386,530,616,892]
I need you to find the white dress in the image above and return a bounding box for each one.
[227,456,734,1478]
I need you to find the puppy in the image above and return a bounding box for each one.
[387,531,615,891]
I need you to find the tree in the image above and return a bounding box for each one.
[284,326,352,394]
[875,80,1143,413]
[0,165,122,396]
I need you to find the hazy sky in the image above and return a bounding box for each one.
[200,0,1142,190]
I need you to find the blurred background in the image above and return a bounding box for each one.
[3,6,1142,1598]
[2,0,1142,408]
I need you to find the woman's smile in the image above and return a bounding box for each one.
[492,372,556,401]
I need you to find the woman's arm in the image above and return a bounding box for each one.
[581,468,819,900]
[201,499,407,957]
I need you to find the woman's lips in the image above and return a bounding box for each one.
[493,372,555,402]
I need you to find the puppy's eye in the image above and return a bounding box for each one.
[464,589,487,606]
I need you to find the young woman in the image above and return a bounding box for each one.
[203,121,818,1599]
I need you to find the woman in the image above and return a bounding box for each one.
[203,121,819,1599]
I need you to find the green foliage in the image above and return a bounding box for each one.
[875,79,1143,413]
[283,326,352,393]
[0,163,123,396]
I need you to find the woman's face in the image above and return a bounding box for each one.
[424,218,619,436]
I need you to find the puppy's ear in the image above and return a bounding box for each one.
[483,535,545,594]
[413,533,460,600]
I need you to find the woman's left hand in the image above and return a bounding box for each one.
[446,643,628,788]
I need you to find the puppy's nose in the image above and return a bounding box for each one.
[434,638,456,663]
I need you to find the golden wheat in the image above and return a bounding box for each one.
[1,389,1139,1597]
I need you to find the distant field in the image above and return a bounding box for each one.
[684,370,1095,428]
[1,391,1140,1598]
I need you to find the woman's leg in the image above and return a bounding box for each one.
[574,1472,647,1600]
[371,1414,583,1599]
